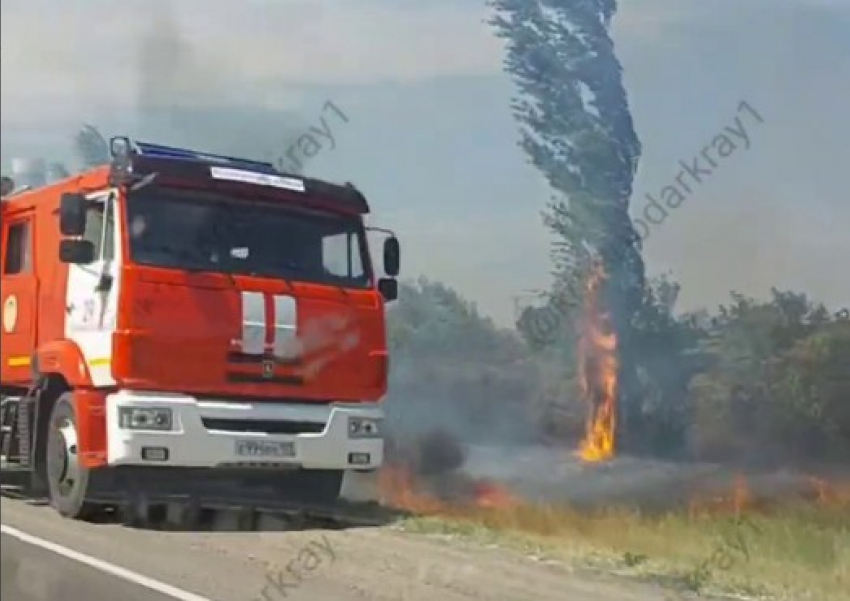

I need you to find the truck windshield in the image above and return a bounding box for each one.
[125,187,372,288]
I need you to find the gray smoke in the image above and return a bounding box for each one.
[1,1,313,172]
[130,3,308,165]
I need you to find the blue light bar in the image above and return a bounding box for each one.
[132,140,279,175]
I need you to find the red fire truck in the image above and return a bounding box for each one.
[0,139,400,521]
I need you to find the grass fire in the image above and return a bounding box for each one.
[379,436,850,601]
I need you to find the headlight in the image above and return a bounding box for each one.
[118,407,173,431]
[348,416,382,439]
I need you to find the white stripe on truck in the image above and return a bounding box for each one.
[272,294,299,360]
[240,291,266,355]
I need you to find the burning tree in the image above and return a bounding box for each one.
[489,0,647,458]
[577,260,618,460]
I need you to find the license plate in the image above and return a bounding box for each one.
[235,440,295,458]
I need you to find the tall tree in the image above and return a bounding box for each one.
[489,0,649,452]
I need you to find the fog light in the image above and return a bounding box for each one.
[141,447,169,462]
[349,452,370,466]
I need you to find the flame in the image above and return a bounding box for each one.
[806,476,850,506]
[576,260,618,463]
[732,473,751,513]
[688,473,753,518]
[378,465,445,514]
[471,480,521,510]
[378,465,520,514]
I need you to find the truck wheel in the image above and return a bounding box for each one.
[46,393,95,519]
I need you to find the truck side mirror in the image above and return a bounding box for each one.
[60,193,88,236]
[383,236,400,277]
[377,278,398,302]
[59,239,95,264]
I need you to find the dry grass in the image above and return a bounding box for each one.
[398,500,850,601]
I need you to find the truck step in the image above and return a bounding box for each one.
[0,467,35,492]
[0,458,31,472]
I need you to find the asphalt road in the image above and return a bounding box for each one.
[0,496,681,601]
[1,530,190,601]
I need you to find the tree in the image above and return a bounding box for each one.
[74,124,109,169]
[629,275,709,457]
[488,0,649,452]
[381,275,850,465]
[689,290,850,465]
[385,279,540,445]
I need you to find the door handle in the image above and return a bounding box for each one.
[95,273,114,293]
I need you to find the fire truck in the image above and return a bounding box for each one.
[0,139,400,521]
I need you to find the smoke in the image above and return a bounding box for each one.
[130,3,308,165]
[382,338,541,452]
[1,0,311,170]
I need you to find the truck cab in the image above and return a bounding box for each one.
[1,139,400,518]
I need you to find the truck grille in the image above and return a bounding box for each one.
[201,418,325,435]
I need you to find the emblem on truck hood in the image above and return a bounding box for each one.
[261,359,275,379]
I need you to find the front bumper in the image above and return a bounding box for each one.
[105,390,384,470]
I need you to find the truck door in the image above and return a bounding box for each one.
[64,191,118,387]
[1,213,38,382]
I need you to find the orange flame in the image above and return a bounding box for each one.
[732,473,751,513]
[378,465,520,514]
[576,260,618,463]
[378,465,445,514]
[471,480,521,510]
[806,476,850,506]
[687,473,753,518]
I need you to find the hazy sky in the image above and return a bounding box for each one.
[2,0,848,324]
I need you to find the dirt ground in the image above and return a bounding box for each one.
[1,495,699,601]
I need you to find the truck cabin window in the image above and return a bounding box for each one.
[3,221,32,275]
[125,188,371,288]
[83,198,115,262]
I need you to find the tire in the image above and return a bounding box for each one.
[46,393,95,519]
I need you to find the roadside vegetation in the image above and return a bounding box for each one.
[399,495,850,601]
[387,279,850,468]
[383,279,850,601]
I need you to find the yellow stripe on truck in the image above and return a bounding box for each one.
[89,358,111,367]
[7,356,30,367]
